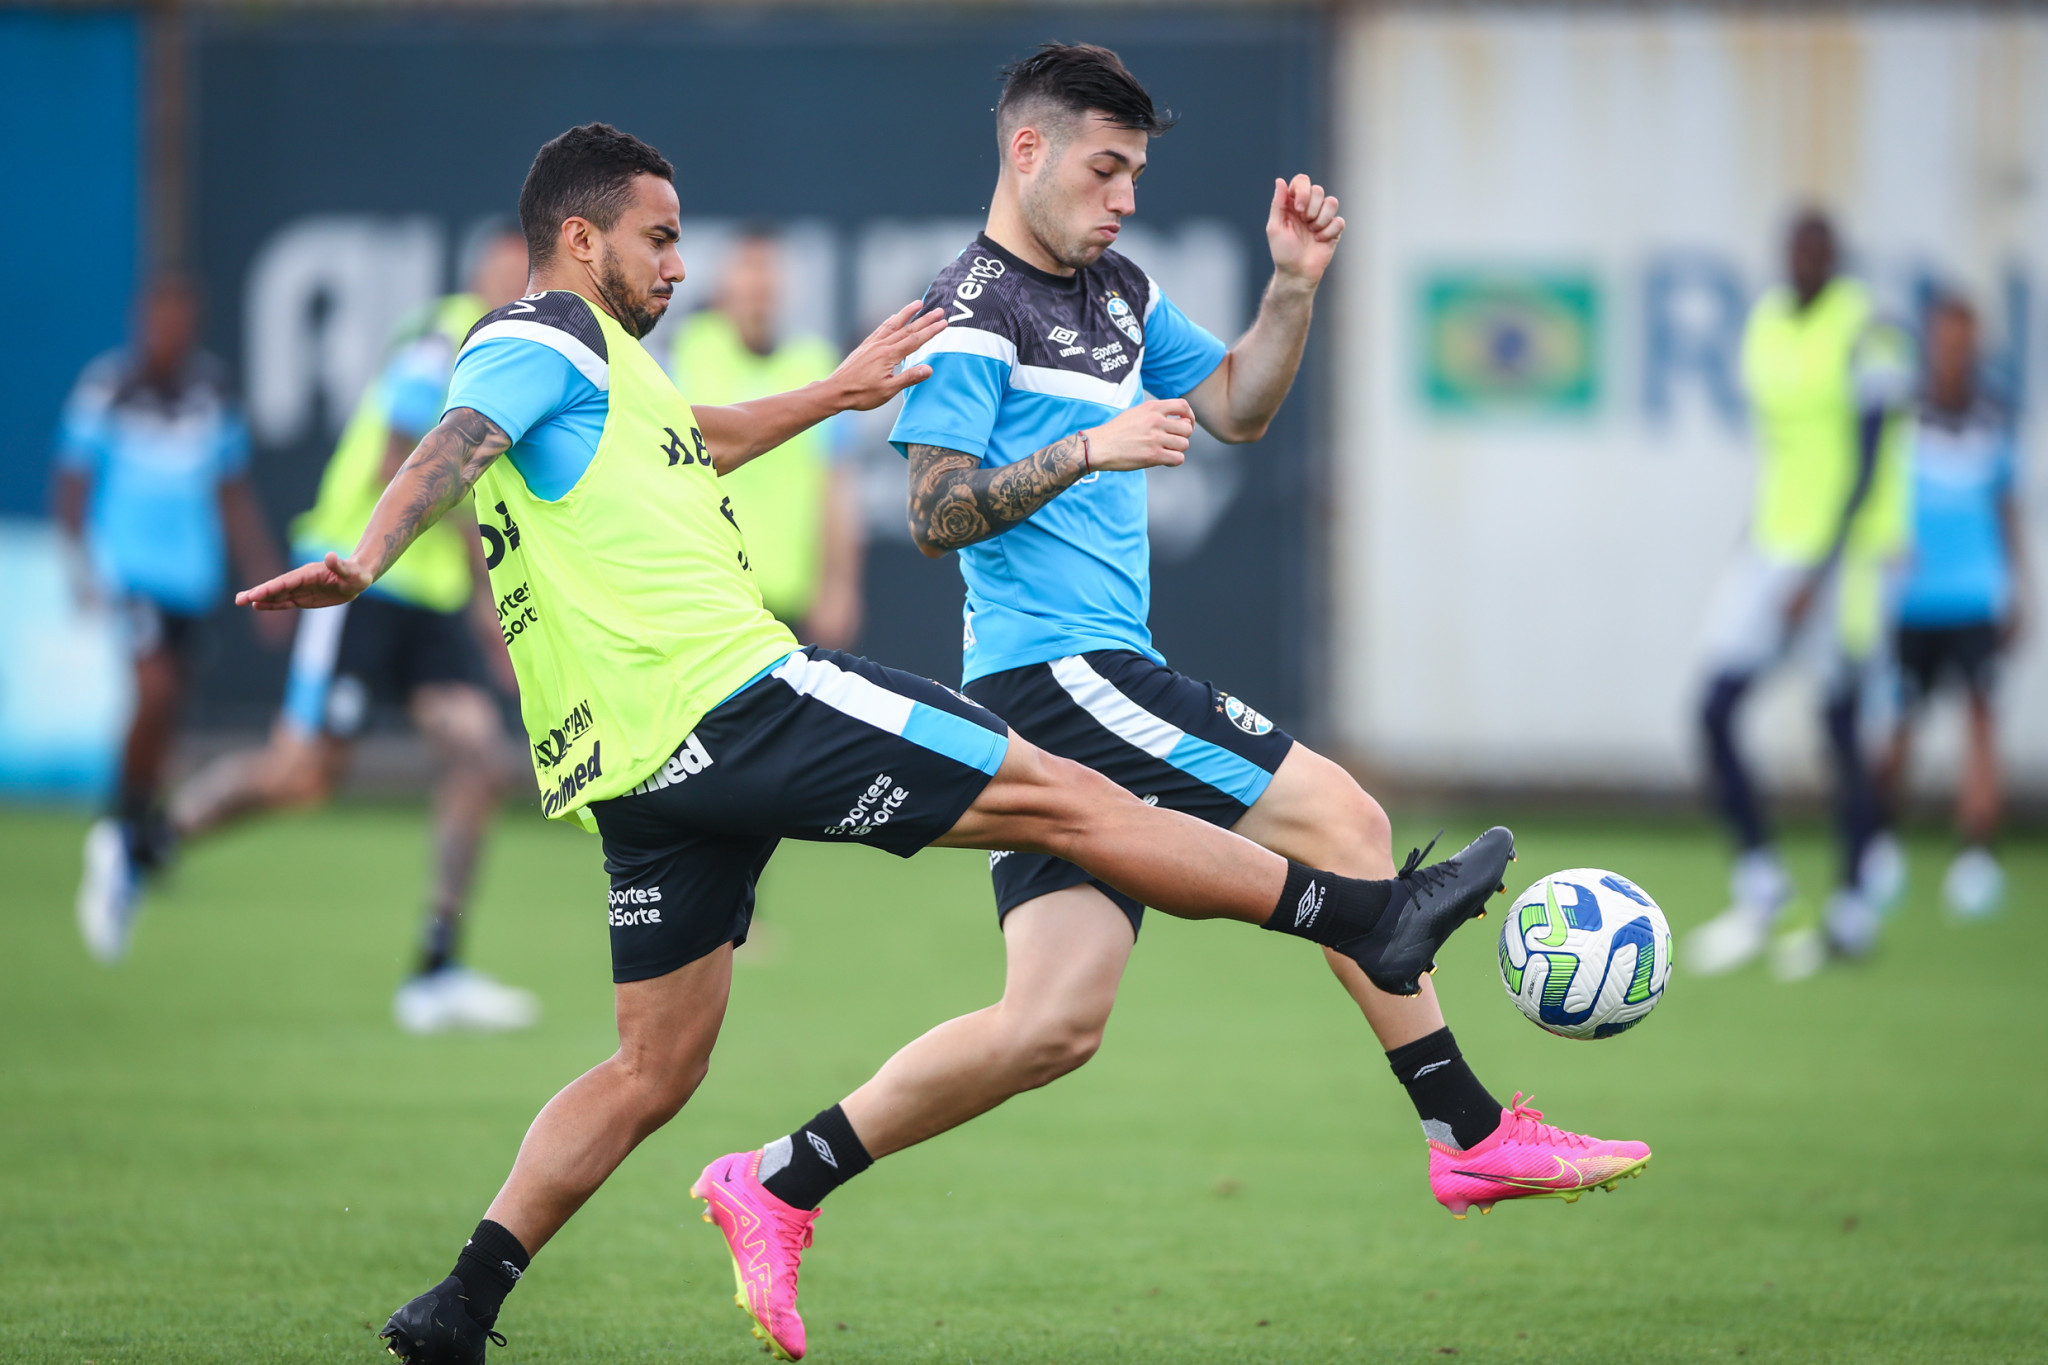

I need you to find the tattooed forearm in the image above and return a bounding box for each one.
[907,434,1088,556]
[362,408,510,578]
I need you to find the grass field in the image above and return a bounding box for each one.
[1,802,2043,1363]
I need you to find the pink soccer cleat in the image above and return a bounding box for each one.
[691,1150,819,1360]
[1429,1093,1650,1219]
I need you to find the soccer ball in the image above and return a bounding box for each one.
[1497,869,1671,1039]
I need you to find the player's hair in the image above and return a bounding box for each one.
[456,214,524,287]
[995,43,1177,152]
[519,123,675,267]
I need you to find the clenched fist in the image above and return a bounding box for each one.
[1085,399,1196,471]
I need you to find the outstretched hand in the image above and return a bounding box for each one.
[829,302,949,412]
[1267,173,1344,286]
[237,552,372,612]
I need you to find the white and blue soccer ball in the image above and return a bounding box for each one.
[1498,869,1671,1039]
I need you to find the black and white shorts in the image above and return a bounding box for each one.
[1897,620,2002,705]
[964,650,1296,936]
[282,592,487,737]
[588,647,1010,983]
[118,595,210,670]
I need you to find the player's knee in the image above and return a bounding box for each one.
[1032,757,1127,852]
[131,655,183,718]
[623,1049,711,1123]
[1701,673,1745,740]
[1337,779,1393,857]
[1010,1012,1106,1087]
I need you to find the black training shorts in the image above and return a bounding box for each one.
[1897,620,2003,705]
[588,647,1010,983]
[964,650,1295,936]
[282,593,488,737]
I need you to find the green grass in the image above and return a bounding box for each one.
[1,803,2042,1363]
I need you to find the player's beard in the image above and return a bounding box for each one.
[594,245,671,339]
[1020,177,1111,272]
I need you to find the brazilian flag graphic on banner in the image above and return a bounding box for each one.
[1420,272,1600,414]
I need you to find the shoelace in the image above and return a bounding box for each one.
[1503,1092,1594,1149]
[486,1331,508,1348]
[1398,831,1458,894]
[770,1203,819,1254]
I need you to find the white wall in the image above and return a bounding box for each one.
[1331,8,2048,794]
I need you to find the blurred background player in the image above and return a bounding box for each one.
[1689,210,1914,975]
[1877,294,2029,918]
[63,276,286,963]
[665,225,865,647]
[161,221,537,1033]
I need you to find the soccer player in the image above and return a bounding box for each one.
[1877,294,2029,917]
[1688,211,1915,974]
[690,45,1651,1360]
[231,123,1511,1364]
[667,225,866,646]
[163,220,537,1032]
[63,275,288,962]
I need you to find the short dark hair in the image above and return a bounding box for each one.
[518,123,674,267]
[996,43,1177,146]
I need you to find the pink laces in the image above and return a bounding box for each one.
[1504,1093,1594,1149]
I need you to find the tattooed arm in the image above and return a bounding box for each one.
[906,398,1199,558]
[907,437,1086,557]
[236,408,511,610]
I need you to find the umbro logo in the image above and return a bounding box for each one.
[807,1132,839,1169]
[1048,325,1079,345]
[1295,880,1325,929]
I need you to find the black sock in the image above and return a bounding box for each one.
[1386,1028,1502,1151]
[419,911,459,976]
[1261,862,1402,947]
[758,1104,874,1210]
[449,1218,529,1330]
[114,793,173,871]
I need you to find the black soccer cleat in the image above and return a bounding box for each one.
[379,1276,506,1365]
[1338,826,1516,996]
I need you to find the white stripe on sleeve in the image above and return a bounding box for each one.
[462,319,611,392]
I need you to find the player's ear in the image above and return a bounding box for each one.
[559,216,598,265]
[1009,125,1042,177]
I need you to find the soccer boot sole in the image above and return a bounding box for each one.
[1443,1155,1651,1220]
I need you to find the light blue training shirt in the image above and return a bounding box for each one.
[1898,399,2020,627]
[442,291,612,500]
[56,349,250,615]
[888,233,1228,684]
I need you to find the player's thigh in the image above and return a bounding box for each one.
[934,734,1122,851]
[613,943,736,1089]
[999,883,1135,1036]
[1231,742,1393,878]
[409,681,503,759]
[1700,549,1805,679]
[591,787,780,988]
